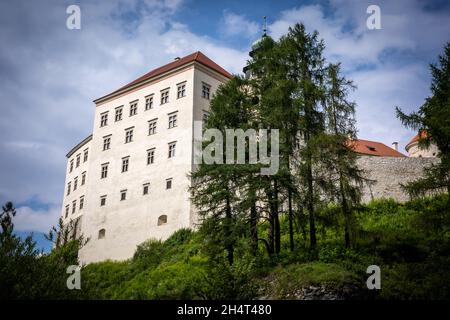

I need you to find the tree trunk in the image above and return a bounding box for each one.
[306,160,317,249]
[225,194,234,265]
[250,202,258,256]
[274,180,281,254]
[339,174,351,248]
[288,188,294,251]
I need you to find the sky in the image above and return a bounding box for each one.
[0,0,449,251]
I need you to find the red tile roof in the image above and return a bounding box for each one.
[348,139,406,157]
[406,130,430,149]
[94,51,232,104]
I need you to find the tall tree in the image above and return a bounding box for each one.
[396,42,450,201]
[323,63,366,247]
[280,24,327,250]
[190,76,254,264]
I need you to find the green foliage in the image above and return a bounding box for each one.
[261,262,360,299]
[396,42,450,198]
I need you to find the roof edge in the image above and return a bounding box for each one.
[93,52,232,105]
[66,134,93,158]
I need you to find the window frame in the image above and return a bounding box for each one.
[148,119,157,135]
[168,111,178,129]
[100,111,108,127]
[129,100,138,117]
[143,183,150,195]
[115,106,123,122]
[125,127,134,143]
[120,189,127,201]
[101,163,109,179]
[147,148,155,165]
[121,156,130,173]
[145,94,154,110]
[202,83,211,100]
[166,178,173,190]
[160,88,169,105]
[168,141,176,158]
[177,82,186,99]
[100,195,107,207]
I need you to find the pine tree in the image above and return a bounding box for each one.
[396,42,450,201]
[279,24,327,250]
[190,76,255,264]
[323,63,366,247]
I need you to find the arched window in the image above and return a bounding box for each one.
[98,228,106,239]
[157,215,167,226]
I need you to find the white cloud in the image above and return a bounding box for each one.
[267,0,449,152]
[14,205,61,233]
[221,11,260,39]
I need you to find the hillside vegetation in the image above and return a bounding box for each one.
[77,194,450,300]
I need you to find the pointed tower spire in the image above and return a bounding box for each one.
[263,16,267,37]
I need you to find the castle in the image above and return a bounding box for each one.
[61,51,438,264]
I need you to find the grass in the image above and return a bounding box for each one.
[77,194,450,300]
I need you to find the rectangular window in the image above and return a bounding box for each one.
[145,95,154,110]
[76,154,81,167]
[129,101,138,116]
[83,149,88,162]
[69,159,74,173]
[202,83,210,100]
[65,205,69,218]
[100,195,106,207]
[103,135,111,151]
[203,111,210,125]
[147,148,155,165]
[122,157,129,173]
[100,112,108,127]
[168,142,176,158]
[143,183,150,195]
[177,82,186,99]
[115,106,123,122]
[72,200,76,214]
[101,163,108,179]
[125,127,134,143]
[74,177,78,191]
[120,190,127,201]
[168,112,178,129]
[81,171,86,185]
[79,196,84,210]
[148,119,157,135]
[166,178,172,190]
[160,89,169,105]
[67,182,71,195]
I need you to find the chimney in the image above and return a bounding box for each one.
[174,57,180,61]
[392,142,398,151]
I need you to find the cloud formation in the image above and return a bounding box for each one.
[221,11,260,39]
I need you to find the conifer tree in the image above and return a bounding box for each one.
[322,63,366,247]
[396,42,450,201]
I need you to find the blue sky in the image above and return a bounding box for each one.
[0,0,449,252]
